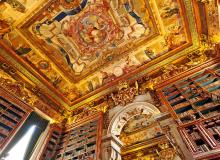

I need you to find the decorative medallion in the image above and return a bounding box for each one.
[62,4,122,58]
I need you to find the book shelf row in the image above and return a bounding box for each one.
[161,66,220,124]
[179,116,220,158]
[41,116,102,160]
[158,63,220,159]
[0,96,29,149]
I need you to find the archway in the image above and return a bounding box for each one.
[102,102,165,160]
[107,102,160,136]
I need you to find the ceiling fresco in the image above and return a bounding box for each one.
[0,0,219,111]
[21,0,187,84]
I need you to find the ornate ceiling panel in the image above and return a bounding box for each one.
[1,0,219,111]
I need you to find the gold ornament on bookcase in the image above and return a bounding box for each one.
[85,102,108,113]
[68,102,107,124]
[156,142,176,160]
[94,104,108,113]
[142,77,155,90]
[158,142,169,150]
[186,35,218,67]
[199,34,215,51]
[0,74,32,103]
[68,114,79,124]
[186,34,214,67]
[111,81,139,106]
[118,80,129,90]
[136,151,144,157]
[186,50,208,66]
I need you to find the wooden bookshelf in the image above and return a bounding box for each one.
[160,67,220,124]
[40,124,63,160]
[40,113,103,160]
[179,115,220,159]
[0,96,31,149]
[157,64,220,159]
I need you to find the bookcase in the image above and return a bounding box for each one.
[179,115,220,159]
[157,64,220,159]
[161,66,220,124]
[0,96,30,149]
[40,113,103,160]
[40,124,62,160]
[203,117,220,146]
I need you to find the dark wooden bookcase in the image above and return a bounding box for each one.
[157,63,220,159]
[40,113,103,160]
[0,88,32,150]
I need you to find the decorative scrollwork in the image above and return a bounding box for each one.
[0,67,63,121]
[68,102,107,124]
[111,81,138,106]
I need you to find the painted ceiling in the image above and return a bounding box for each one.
[0,0,219,112]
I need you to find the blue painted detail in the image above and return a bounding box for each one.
[35,25,41,32]
[54,12,67,22]
[124,2,130,11]
[54,0,88,22]
[124,2,144,25]
[129,12,143,24]
[80,0,87,8]
[36,0,88,38]
[34,0,89,69]
[59,47,73,67]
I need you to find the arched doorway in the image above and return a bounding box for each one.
[107,102,160,136]
[103,102,178,160]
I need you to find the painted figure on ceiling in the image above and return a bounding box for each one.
[111,0,151,39]
[34,3,124,76]
[144,47,156,60]
[165,25,186,50]
[157,0,183,28]
[34,20,85,75]
[123,59,138,74]
[80,14,107,44]
[160,0,179,19]
[0,4,11,37]
[64,14,107,45]
[62,4,123,58]
[3,31,32,55]
[30,0,89,75]
[0,0,40,55]
[0,0,26,12]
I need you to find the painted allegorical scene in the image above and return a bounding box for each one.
[120,114,163,146]
[1,0,189,103]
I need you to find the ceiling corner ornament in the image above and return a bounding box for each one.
[0,64,37,105]
[0,64,64,121]
[187,34,218,66]
[143,40,219,89]
[111,81,138,106]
